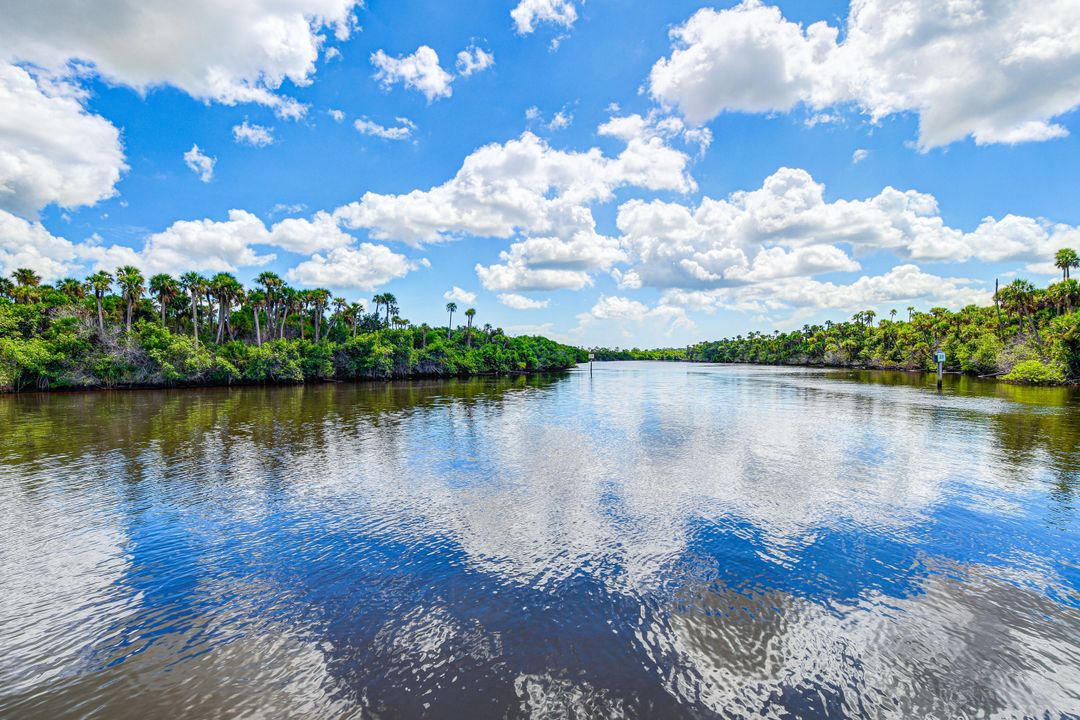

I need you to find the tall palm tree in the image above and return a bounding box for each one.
[256,271,284,338]
[1007,279,1041,344]
[382,292,397,326]
[348,302,363,336]
[464,307,476,347]
[86,271,113,330]
[209,273,242,343]
[310,288,330,342]
[12,268,41,288]
[419,322,430,347]
[115,265,145,333]
[179,272,206,348]
[1054,248,1079,280]
[0,277,13,300]
[248,289,265,346]
[445,302,457,339]
[149,273,179,328]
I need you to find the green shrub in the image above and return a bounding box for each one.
[1002,359,1066,385]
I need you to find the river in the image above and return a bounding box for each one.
[1,362,1078,718]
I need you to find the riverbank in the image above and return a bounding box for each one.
[0,321,586,393]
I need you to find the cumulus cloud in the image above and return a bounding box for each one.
[0,63,125,218]
[328,108,345,122]
[232,120,274,147]
[0,0,360,118]
[287,243,421,290]
[0,209,83,280]
[498,293,550,310]
[852,148,869,164]
[371,46,453,102]
[575,295,694,337]
[334,128,695,245]
[476,230,625,291]
[354,116,415,140]
[443,286,477,304]
[661,265,990,319]
[183,144,216,182]
[614,166,1080,291]
[77,209,356,276]
[649,0,1080,149]
[511,0,578,35]
[456,45,495,77]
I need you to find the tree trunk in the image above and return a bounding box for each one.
[160,298,166,327]
[447,312,453,339]
[253,305,262,346]
[1023,304,1042,345]
[314,310,321,342]
[191,292,199,349]
[280,310,288,339]
[126,298,132,332]
[994,279,1003,338]
[96,295,104,331]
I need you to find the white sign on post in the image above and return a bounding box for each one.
[588,353,594,360]
[934,351,946,363]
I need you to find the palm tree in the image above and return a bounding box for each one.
[1054,248,1079,280]
[382,292,397,326]
[1007,279,1041,344]
[115,265,145,333]
[209,273,239,343]
[179,272,206,348]
[0,277,13,300]
[248,289,265,346]
[445,302,457,339]
[149,273,179,328]
[58,277,85,300]
[86,271,113,330]
[256,271,284,338]
[419,322,430,347]
[12,268,41,288]
[348,302,363,336]
[310,288,330,341]
[465,307,476,347]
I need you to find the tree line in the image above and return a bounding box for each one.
[591,250,1080,385]
[0,267,585,392]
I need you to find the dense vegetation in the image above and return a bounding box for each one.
[0,267,585,392]
[592,250,1080,385]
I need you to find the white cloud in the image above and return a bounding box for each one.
[614,166,1080,291]
[371,46,453,102]
[575,295,694,338]
[0,209,83,280]
[268,210,354,253]
[183,144,215,182]
[443,286,477,304]
[456,45,495,77]
[476,230,625,291]
[328,108,345,122]
[334,128,695,245]
[0,63,125,218]
[232,120,274,147]
[649,0,1080,149]
[511,0,578,35]
[661,265,990,318]
[547,111,572,130]
[852,148,869,164]
[287,243,420,290]
[498,293,550,310]
[0,0,361,118]
[354,116,415,141]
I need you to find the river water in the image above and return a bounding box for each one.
[1,362,1078,718]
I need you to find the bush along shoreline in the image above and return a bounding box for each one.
[0,268,585,393]
[590,251,1080,386]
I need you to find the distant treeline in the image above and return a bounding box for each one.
[0,267,585,392]
[591,253,1080,385]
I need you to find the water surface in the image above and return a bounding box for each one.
[2,362,1079,718]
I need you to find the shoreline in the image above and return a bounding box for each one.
[592,358,1078,385]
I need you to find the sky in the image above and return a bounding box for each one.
[2,0,1080,348]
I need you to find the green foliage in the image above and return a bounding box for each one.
[592,292,1080,385]
[0,300,583,392]
[1003,359,1067,385]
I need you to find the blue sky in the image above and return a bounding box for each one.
[3,0,1080,346]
